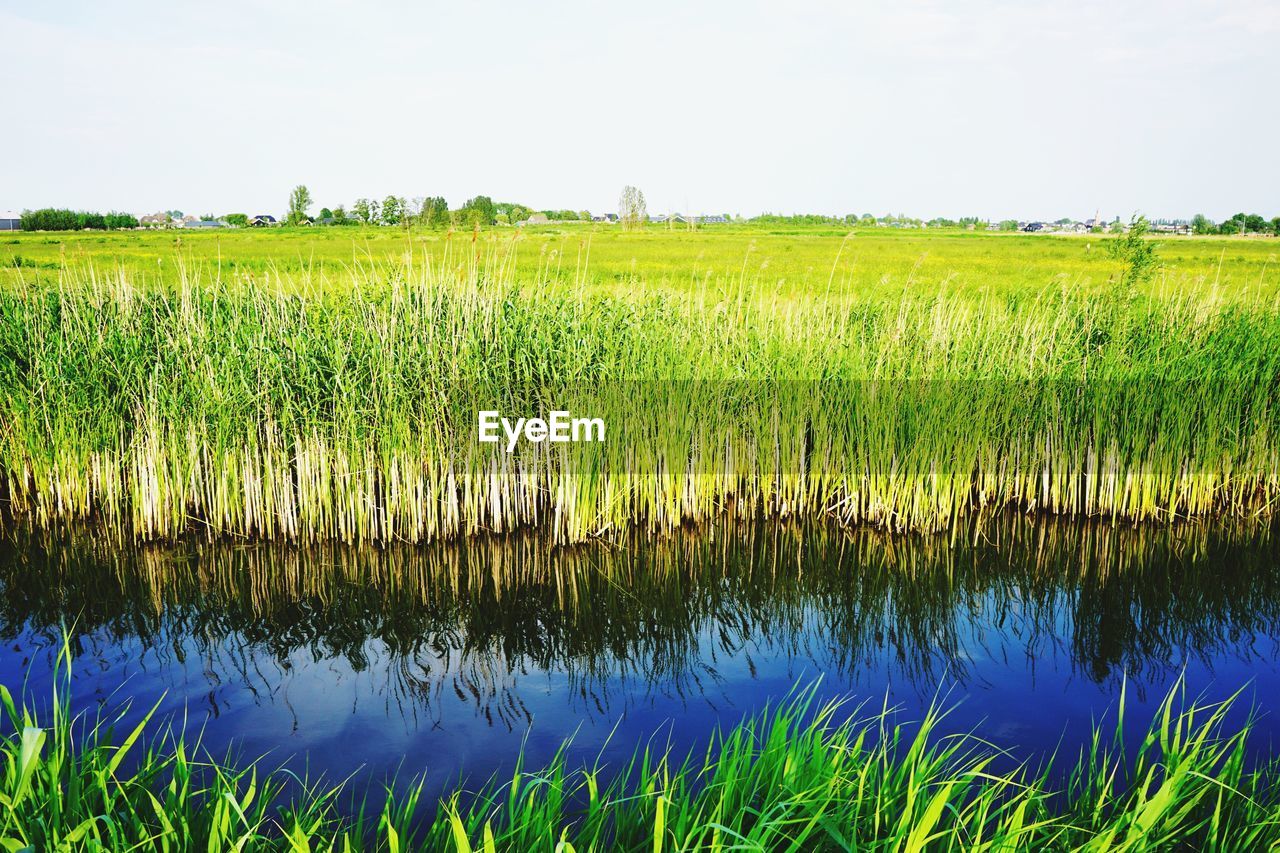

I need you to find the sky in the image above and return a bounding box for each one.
[3,1,1277,222]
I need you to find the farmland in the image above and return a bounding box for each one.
[3,223,1277,300]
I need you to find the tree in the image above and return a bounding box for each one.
[16,208,115,229]
[496,202,533,225]
[224,213,249,227]
[21,209,95,231]
[318,207,334,221]
[1272,217,1280,236]
[619,186,646,230]
[353,199,372,225]
[1215,212,1256,235]
[457,195,496,227]
[287,185,313,225]
[382,195,403,226]
[420,197,449,228]
[21,209,68,230]
[1191,214,1214,235]
[332,205,350,225]
[104,211,139,229]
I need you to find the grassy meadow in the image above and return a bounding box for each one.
[4,223,1278,300]
[1,225,1279,543]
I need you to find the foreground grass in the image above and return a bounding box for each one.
[1,246,1279,542]
[4,646,1280,850]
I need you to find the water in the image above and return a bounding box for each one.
[3,517,1280,806]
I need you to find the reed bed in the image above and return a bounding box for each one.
[5,644,1280,850]
[2,250,1278,543]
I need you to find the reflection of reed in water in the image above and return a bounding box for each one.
[1,516,1278,717]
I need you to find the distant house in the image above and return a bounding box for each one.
[1022,222,1044,232]
[140,213,172,228]
[661,214,728,225]
[250,215,278,227]
[185,220,223,229]
[591,213,619,223]
[524,213,550,225]
[0,211,20,231]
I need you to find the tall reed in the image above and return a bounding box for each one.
[2,249,1278,543]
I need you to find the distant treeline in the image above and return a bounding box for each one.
[17,202,1280,236]
[326,195,595,228]
[1192,213,1280,236]
[20,209,139,231]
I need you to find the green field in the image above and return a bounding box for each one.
[4,224,1278,300]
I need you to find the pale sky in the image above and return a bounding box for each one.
[3,1,1276,221]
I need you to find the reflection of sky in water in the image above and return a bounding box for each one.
[4,519,1280,806]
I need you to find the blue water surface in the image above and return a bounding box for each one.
[2,518,1279,807]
